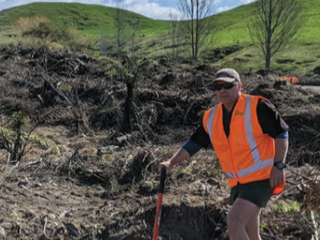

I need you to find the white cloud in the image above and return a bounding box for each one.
[216,6,232,13]
[103,0,178,19]
[132,4,178,19]
[240,0,256,4]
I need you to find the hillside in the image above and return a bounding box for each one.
[209,0,320,46]
[0,2,172,38]
[1,1,320,44]
[1,1,320,74]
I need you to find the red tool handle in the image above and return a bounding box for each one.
[152,167,166,240]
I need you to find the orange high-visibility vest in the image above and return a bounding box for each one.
[203,94,285,194]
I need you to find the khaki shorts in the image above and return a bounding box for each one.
[229,179,273,208]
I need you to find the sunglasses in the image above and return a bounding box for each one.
[213,81,239,91]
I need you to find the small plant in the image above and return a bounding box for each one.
[29,135,60,154]
[274,200,300,213]
[260,222,267,231]
[208,166,222,176]
[0,112,33,162]
[180,168,191,176]
[105,56,157,134]
[0,111,59,162]
[111,178,119,193]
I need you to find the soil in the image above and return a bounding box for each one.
[0,46,320,240]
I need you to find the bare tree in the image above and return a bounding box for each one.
[178,0,216,61]
[99,27,108,55]
[168,11,182,61]
[113,0,128,58]
[248,0,303,71]
[127,17,140,57]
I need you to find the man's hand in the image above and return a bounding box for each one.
[270,166,285,188]
[157,148,191,173]
[158,160,173,172]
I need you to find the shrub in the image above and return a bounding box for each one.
[0,112,60,162]
[13,16,94,51]
[14,16,52,47]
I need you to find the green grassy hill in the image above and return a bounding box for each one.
[1,1,320,75]
[0,2,171,39]
[1,1,320,44]
[210,0,320,46]
[204,0,320,74]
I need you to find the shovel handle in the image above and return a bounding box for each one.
[152,167,167,240]
[159,167,166,193]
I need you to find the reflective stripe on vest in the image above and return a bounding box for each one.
[206,95,274,180]
[206,105,218,138]
[225,172,236,179]
[238,96,274,178]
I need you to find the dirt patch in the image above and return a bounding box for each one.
[0,46,319,240]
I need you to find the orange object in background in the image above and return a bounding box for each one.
[280,76,298,84]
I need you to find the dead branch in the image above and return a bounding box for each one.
[42,76,72,105]
[311,210,318,240]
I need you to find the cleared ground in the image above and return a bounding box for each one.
[0,47,319,240]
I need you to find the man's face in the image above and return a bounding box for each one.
[214,80,242,105]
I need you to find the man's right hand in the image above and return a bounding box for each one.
[158,161,173,172]
[157,148,191,173]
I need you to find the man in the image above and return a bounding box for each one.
[158,68,289,240]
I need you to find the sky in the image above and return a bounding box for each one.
[0,0,256,20]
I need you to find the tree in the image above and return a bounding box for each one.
[106,57,157,134]
[168,11,182,61]
[178,0,216,61]
[99,29,109,55]
[127,18,140,57]
[113,0,128,58]
[248,0,303,71]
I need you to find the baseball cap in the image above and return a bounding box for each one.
[214,68,241,83]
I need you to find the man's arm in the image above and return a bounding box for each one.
[270,138,289,188]
[158,124,211,172]
[257,99,289,138]
[256,100,289,188]
[274,138,289,164]
[158,148,190,172]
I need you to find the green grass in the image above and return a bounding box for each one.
[209,4,255,46]
[207,0,320,46]
[202,0,320,74]
[210,43,320,75]
[274,200,301,213]
[0,2,171,40]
